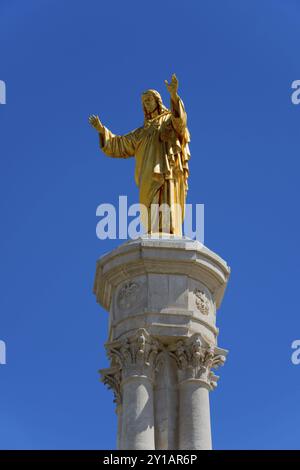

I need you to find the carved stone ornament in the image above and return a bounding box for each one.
[100,366,122,407]
[117,281,143,310]
[194,289,210,315]
[169,334,226,390]
[100,329,163,405]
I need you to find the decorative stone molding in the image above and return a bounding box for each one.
[117,281,144,311]
[100,366,122,407]
[94,237,230,312]
[169,334,227,390]
[100,329,163,404]
[194,289,210,315]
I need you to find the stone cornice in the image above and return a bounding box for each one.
[94,237,230,311]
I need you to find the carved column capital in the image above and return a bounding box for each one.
[100,329,162,404]
[169,334,227,390]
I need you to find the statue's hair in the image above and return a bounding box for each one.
[142,89,169,120]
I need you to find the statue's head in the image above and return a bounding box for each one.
[141,89,168,119]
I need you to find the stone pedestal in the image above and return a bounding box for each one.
[94,236,230,450]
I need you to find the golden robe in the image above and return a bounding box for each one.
[99,96,190,235]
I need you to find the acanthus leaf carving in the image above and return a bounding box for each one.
[194,289,210,315]
[169,334,226,390]
[100,329,163,405]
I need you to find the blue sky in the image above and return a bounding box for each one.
[0,0,299,450]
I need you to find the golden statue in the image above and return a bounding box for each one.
[89,74,190,236]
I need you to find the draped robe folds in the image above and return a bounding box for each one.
[99,95,191,236]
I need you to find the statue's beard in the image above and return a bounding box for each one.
[144,106,159,120]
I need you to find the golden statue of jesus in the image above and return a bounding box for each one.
[89,74,190,236]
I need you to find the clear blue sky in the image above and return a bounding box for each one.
[0,0,299,450]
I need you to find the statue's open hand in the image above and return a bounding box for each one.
[89,115,105,133]
[164,73,179,98]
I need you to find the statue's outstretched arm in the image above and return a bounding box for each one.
[99,127,137,159]
[89,114,138,158]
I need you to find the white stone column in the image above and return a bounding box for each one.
[179,379,212,450]
[170,334,227,450]
[121,374,155,449]
[154,352,178,450]
[116,403,123,450]
[100,328,161,450]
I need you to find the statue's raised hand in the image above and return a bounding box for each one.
[164,73,179,99]
[89,115,105,134]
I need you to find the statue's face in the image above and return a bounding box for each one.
[142,93,157,113]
